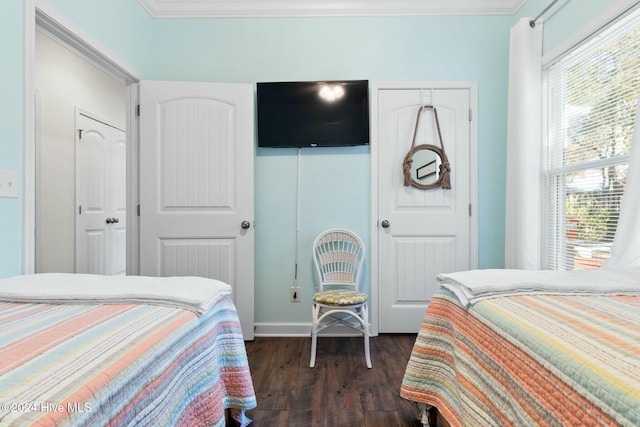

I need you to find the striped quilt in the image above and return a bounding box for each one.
[401,288,640,427]
[0,296,256,426]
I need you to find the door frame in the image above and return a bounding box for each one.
[369,81,479,335]
[23,1,143,275]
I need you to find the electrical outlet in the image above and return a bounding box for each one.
[290,286,301,302]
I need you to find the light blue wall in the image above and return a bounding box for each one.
[150,15,512,322]
[0,0,24,278]
[148,16,513,322]
[0,0,625,323]
[255,146,372,322]
[42,0,156,73]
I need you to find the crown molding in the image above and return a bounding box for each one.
[137,0,527,19]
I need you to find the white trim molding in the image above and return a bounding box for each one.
[138,0,526,19]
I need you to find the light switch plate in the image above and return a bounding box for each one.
[0,170,19,198]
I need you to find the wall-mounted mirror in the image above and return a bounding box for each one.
[413,146,439,185]
[403,144,450,190]
[402,105,451,190]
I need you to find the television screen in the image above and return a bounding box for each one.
[257,80,369,148]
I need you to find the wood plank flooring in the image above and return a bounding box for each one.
[244,334,425,427]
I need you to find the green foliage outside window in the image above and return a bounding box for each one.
[561,25,639,248]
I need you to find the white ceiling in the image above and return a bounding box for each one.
[138,0,527,19]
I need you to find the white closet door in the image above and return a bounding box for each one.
[76,113,126,275]
[108,127,127,275]
[138,80,255,340]
[377,87,471,332]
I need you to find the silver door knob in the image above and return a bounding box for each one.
[241,220,251,229]
[381,219,390,228]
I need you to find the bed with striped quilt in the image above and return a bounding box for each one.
[0,275,256,426]
[401,287,640,426]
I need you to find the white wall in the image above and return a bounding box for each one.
[35,30,126,273]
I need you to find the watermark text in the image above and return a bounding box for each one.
[1,401,91,413]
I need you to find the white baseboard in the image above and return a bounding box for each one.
[254,323,310,337]
[254,322,368,337]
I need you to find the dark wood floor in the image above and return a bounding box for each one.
[244,334,425,427]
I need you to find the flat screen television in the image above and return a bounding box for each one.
[257,80,369,148]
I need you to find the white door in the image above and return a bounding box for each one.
[76,113,127,275]
[377,86,471,332]
[139,80,255,340]
[109,128,127,275]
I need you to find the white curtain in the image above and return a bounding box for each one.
[504,18,543,270]
[603,99,640,270]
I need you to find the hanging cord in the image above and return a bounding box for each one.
[294,148,301,288]
[402,105,451,190]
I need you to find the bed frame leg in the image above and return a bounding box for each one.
[419,403,429,426]
[414,403,438,426]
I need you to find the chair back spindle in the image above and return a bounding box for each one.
[313,230,365,291]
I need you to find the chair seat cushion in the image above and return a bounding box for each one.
[313,289,368,306]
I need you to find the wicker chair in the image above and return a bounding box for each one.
[309,229,371,368]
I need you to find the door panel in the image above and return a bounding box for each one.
[76,114,126,275]
[159,238,233,281]
[76,119,107,274]
[139,80,254,340]
[159,98,234,210]
[393,236,456,302]
[109,128,127,276]
[378,87,471,332]
[85,231,105,274]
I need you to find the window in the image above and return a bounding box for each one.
[544,8,640,270]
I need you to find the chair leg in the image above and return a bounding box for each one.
[364,333,371,368]
[310,304,319,368]
[310,328,318,368]
[363,306,372,368]
[310,303,372,368]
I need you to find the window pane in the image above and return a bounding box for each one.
[544,7,640,271]
[549,165,627,270]
[548,22,640,169]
